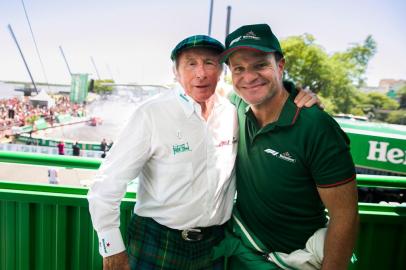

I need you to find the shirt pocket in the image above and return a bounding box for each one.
[152,162,193,204]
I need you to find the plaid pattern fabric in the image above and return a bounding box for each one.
[127,214,225,270]
[170,35,225,60]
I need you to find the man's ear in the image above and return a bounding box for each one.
[173,65,179,82]
[277,58,285,78]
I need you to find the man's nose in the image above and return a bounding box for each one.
[195,64,207,79]
[243,69,259,83]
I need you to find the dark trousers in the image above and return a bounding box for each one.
[127,214,225,270]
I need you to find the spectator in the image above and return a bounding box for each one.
[72,142,81,156]
[100,138,108,153]
[48,167,59,184]
[57,141,65,155]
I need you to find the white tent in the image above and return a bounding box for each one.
[30,90,55,108]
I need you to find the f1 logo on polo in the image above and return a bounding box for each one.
[264,148,296,163]
[367,141,406,164]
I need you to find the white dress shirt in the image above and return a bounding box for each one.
[88,85,238,257]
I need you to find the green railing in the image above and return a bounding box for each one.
[1,151,406,188]
[1,151,406,269]
[0,151,100,170]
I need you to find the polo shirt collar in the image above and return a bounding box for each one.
[245,82,301,134]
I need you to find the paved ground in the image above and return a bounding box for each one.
[0,163,96,186]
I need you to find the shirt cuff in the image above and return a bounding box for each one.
[98,228,126,257]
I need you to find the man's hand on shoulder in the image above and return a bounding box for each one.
[103,251,130,270]
[294,86,325,109]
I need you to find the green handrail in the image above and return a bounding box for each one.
[1,150,406,188]
[356,174,406,189]
[0,150,100,169]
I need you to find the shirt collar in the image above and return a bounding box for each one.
[175,84,223,119]
[175,84,195,118]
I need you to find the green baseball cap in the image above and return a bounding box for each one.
[170,35,225,61]
[221,24,283,63]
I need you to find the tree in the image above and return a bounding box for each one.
[365,92,399,110]
[282,34,332,95]
[93,79,115,94]
[281,34,377,114]
[332,35,377,87]
[386,110,406,125]
[398,85,406,109]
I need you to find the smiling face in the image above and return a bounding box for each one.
[229,49,285,106]
[174,48,222,103]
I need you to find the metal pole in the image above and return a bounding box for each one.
[59,46,72,76]
[21,0,49,89]
[90,56,101,80]
[226,6,232,37]
[208,0,214,36]
[7,24,38,94]
[224,6,232,77]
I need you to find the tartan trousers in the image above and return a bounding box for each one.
[127,214,225,270]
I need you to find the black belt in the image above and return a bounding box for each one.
[131,214,225,242]
[180,225,224,242]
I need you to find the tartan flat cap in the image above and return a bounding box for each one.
[170,35,225,60]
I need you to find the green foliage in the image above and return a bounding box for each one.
[282,34,332,95]
[281,34,377,114]
[365,92,399,110]
[386,110,406,125]
[93,79,115,94]
[318,95,337,114]
[332,35,377,87]
[397,85,406,108]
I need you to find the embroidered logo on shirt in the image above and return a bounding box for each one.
[264,148,296,163]
[179,93,189,102]
[216,137,238,147]
[264,148,279,156]
[173,142,191,155]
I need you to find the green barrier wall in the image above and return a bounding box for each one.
[1,152,406,269]
[351,203,406,270]
[0,182,405,270]
[0,183,135,270]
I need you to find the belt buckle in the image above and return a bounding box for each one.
[181,228,202,241]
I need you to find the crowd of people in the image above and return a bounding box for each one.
[0,95,86,139]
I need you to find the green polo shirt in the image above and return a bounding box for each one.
[230,82,356,253]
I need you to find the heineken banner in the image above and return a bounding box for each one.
[336,119,406,175]
[70,74,89,103]
[15,134,103,151]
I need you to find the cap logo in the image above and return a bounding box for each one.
[244,31,259,39]
[229,36,242,46]
[229,30,260,46]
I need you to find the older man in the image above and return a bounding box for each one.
[218,24,359,270]
[88,35,317,270]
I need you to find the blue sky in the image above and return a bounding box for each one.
[1,0,405,86]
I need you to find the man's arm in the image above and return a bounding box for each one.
[88,109,152,269]
[317,180,359,270]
